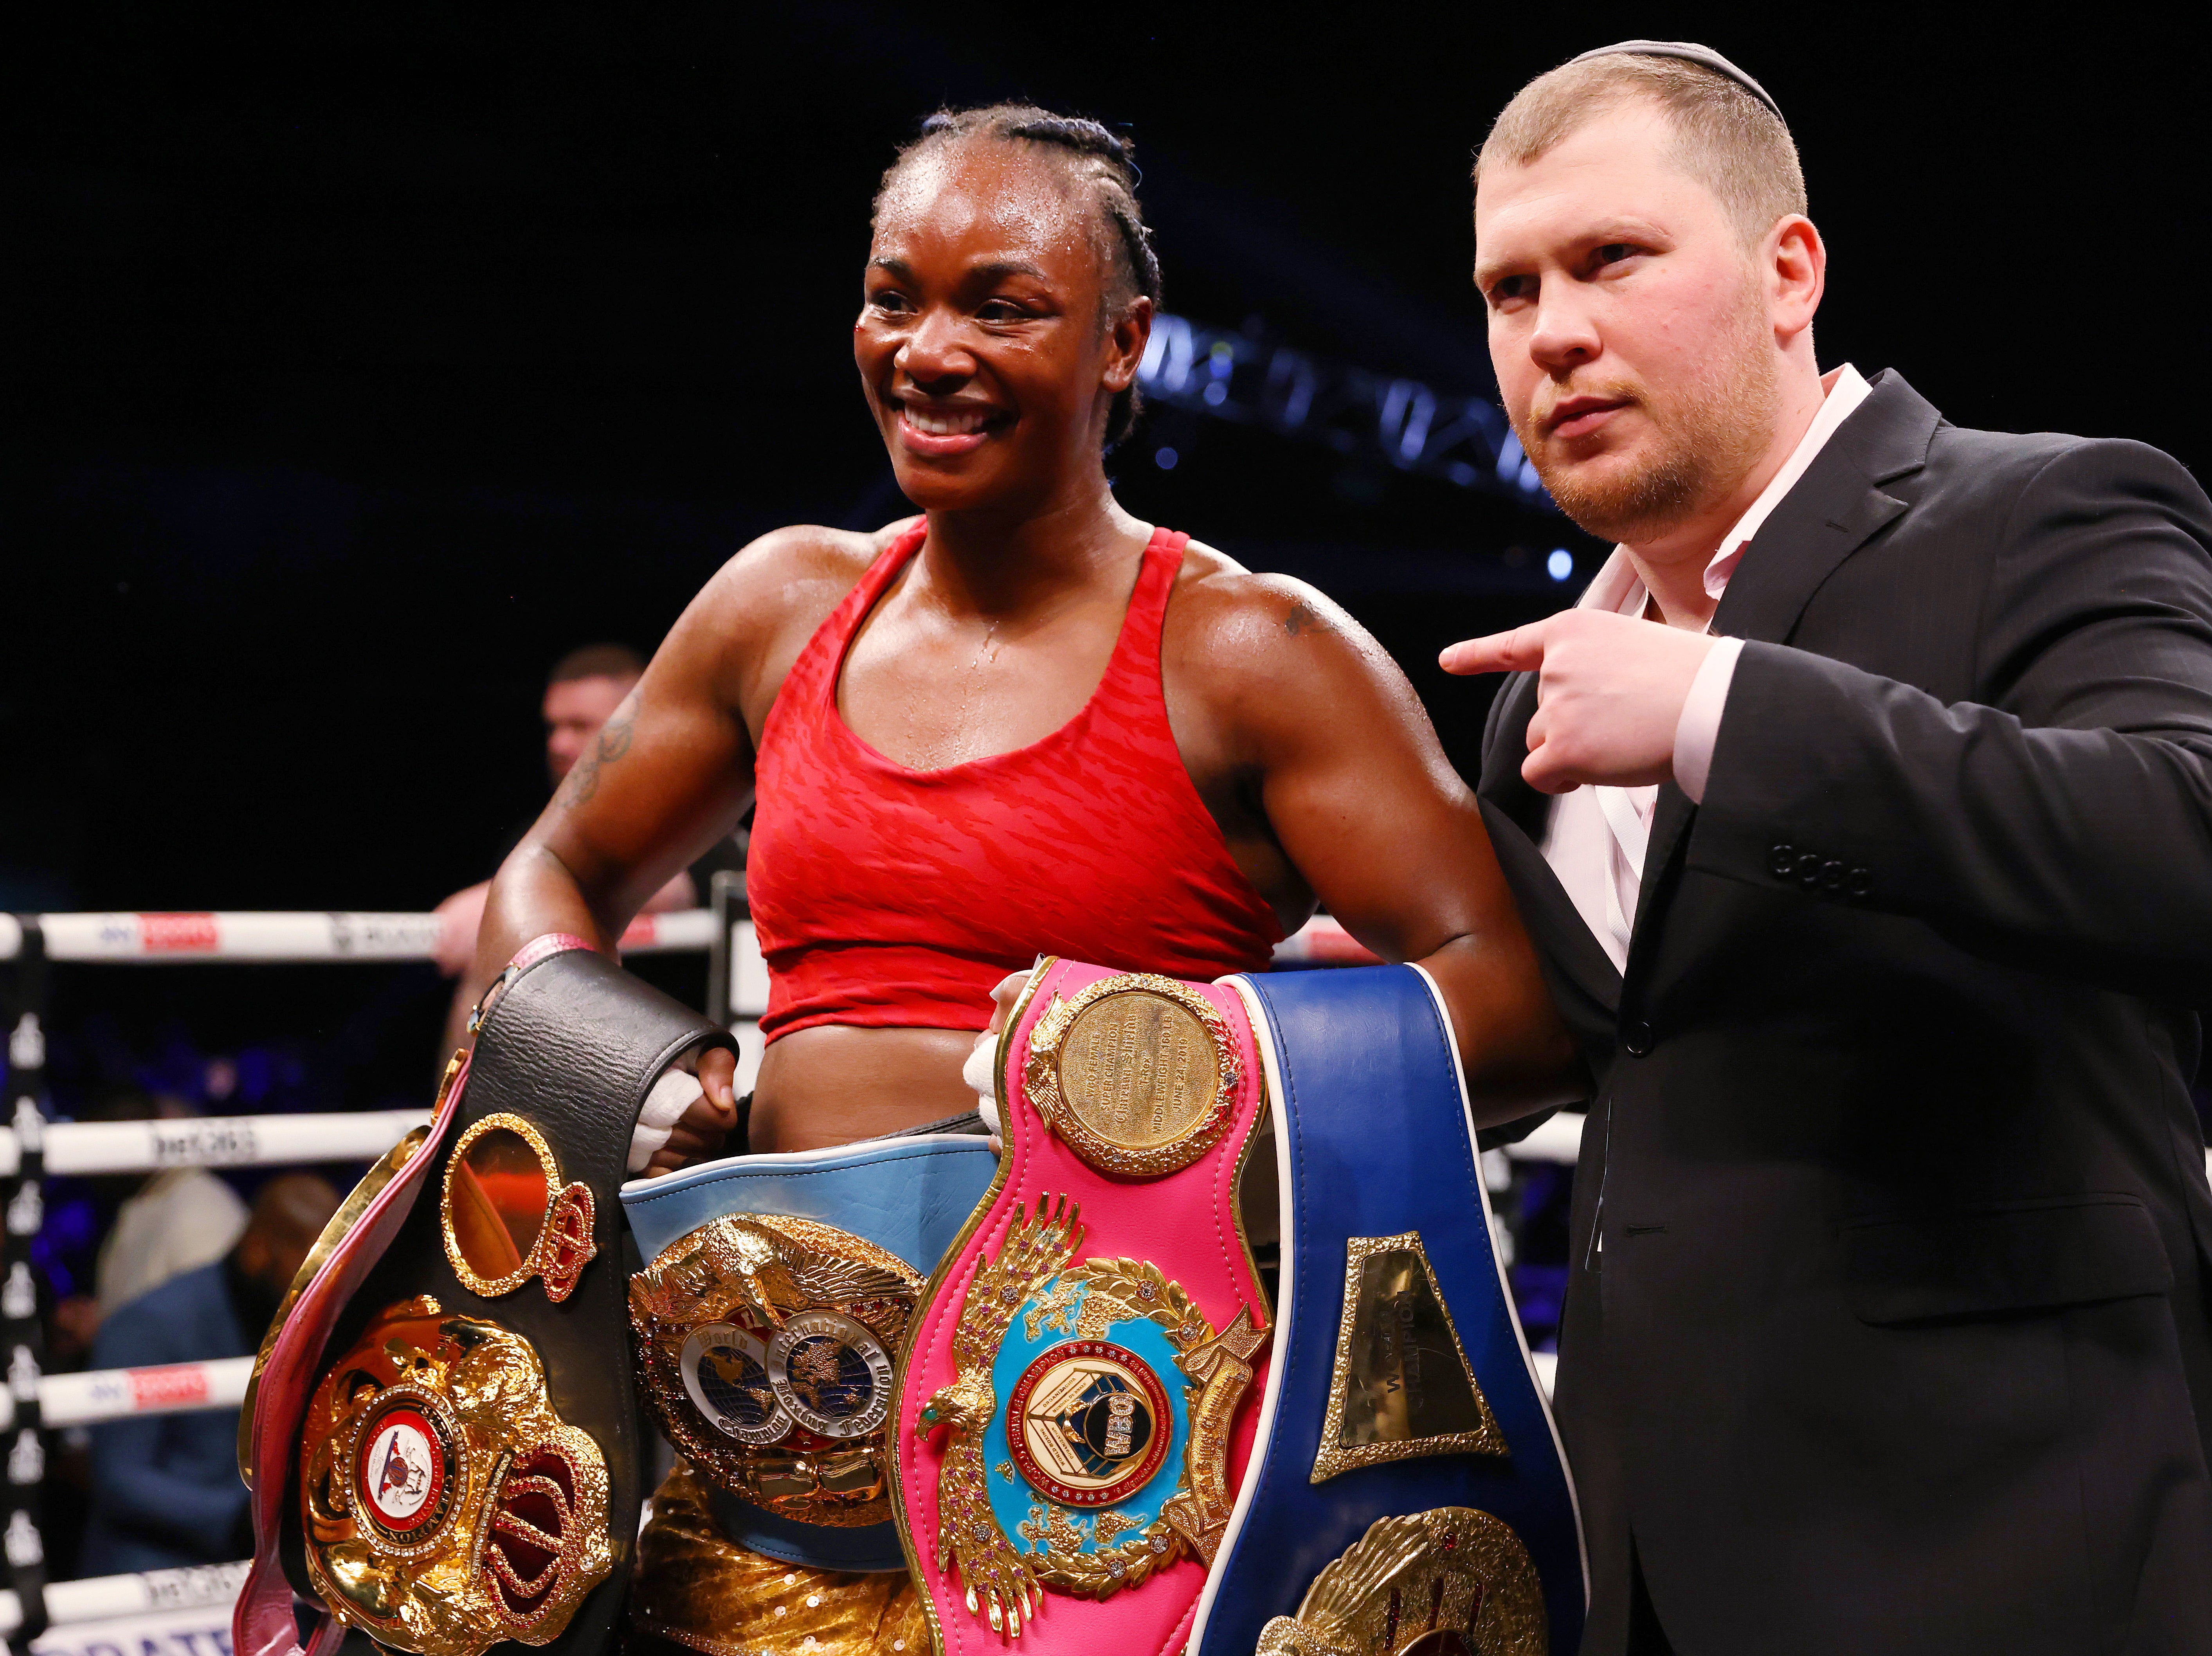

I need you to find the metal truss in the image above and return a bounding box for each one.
[1136,313,1553,508]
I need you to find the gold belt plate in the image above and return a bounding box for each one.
[1257,1507,1547,1656]
[629,1213,921,1528]
[299,1297,613,1656]
[1021,974,1241,1178]
[914,1195,1270,1636]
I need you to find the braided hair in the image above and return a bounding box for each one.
[876,104,1162,450]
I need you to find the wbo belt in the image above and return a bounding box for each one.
[234,936,735,1656]
[894,961,1276,1655]
[621,1133,1000,1573]
[1192,964,1585,1656]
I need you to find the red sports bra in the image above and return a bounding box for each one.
[748,523,1284,1042]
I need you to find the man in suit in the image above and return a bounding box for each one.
[1443,41,2212,1655]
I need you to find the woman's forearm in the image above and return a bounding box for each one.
[1417,931,1587,1127]
[467,839,628,1000]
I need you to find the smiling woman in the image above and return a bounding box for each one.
[470,98,1571,1161]
[464,104,1575,1650]
[865,106,1163,461]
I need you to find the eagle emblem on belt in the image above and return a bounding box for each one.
[630,1211,919,1526]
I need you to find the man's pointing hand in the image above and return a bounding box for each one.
[1440,609,1716,795]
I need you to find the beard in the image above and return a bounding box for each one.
[1516,292,1782,547]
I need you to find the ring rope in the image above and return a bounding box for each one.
[0,909,1366,967]
[0,1558,248,1636]
[0,909,716,965]
[0,1111,430,1180]
[0,1357,253,1434]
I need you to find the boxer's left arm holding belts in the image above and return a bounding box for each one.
[1168,567,1583,1123]
[472,573,757,985]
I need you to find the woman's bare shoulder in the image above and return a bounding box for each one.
[657,518,917,720]
[674,517,909,652]
[1166,536,1398,684]
[703,518,911,618]
[1159,538,1451,783]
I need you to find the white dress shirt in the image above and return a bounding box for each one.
[1538,364,1873,971]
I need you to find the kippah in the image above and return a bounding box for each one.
[1567,40,1785,125]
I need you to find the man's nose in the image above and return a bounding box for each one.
[896,305,974,389]
[1528,289,1601,373]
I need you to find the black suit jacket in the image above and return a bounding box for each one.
[1478,371,2212,1655]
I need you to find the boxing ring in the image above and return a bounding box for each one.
[0,906,1582,1652]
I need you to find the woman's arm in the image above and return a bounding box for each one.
[1168,561,1583,1125]
[471,621,755,985]
[468,527,869,1145]
[472,523,897,980]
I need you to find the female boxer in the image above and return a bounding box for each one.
[474,106,1576,1654]
[472,104,1572,1164]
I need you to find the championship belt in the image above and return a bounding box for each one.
[1189,965,1584,1656]
[621,1132,999,1575]
[893,961,1275,1655]
[234,935,734,1656]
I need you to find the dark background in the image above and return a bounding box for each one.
[7,6,2205,1110]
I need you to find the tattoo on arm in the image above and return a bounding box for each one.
[1282,601,1320,637]
[559,700,637,807]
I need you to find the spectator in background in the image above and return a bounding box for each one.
[431,644,676,977]
[87,1087,247,1315]
[82,1173,339,1573]
[431,644,746,1057]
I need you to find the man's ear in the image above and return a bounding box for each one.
[1102,295,1154,393]
[1769,214,1825,344]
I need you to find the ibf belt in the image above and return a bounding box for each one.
[622,1134,999,1573]
[894,961,1274,1655]
[1188,965,1585,1656]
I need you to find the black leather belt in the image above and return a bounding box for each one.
[280,938,733,1656]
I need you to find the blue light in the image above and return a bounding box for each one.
[1546,549,1574,583]
[1202,381,1228,407]
[1154,447,1178,471]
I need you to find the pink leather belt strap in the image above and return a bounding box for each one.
[234,1057,469,1656]
[513,931,597,969]
[468,930,598,1034]
[895,959,1274,1656]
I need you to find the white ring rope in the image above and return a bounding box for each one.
[0,908,1356,967]
[0,1083,1583,1177]
[0,1356,254,1434]
[0,905,1586,1163]
[0,1111,431,1179]
[0,909,717,964]
[1267,914,1380,965]
[0,1559,248,1636]
[1504,1112,1585,1166]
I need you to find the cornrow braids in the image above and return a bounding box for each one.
[877,103,1162,449]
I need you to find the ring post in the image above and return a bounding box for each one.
[4,920,49,1653]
